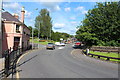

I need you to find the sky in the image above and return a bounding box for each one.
[2,0,119,35]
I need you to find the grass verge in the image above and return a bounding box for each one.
[89,51,120,62]
[30,38,56,45]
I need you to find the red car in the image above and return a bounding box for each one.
[74,41,81,47]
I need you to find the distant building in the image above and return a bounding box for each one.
[2,7,30,54]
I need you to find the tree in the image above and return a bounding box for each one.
[35,9,52,40]
[76,2,120,46]
[33,28,38,37]
[51,31,71,41]
[28,26,32,37]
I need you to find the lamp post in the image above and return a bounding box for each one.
[32,8,38,49]
[32,27,34,49]
[38,20,40,48]
[50,26,51,40]
[0,0,2,58]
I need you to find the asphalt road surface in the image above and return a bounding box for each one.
[17,44,118,78]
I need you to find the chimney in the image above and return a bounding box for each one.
[21,6,25,23]
[13,13,19,19]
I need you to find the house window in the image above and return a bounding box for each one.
[16,25,20,33]
[14,37,20,42]
[14,37,20,49]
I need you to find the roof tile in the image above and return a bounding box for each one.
[2,11,21,23]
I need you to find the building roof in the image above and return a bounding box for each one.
[2,11,30,30]
[2,11,21,23]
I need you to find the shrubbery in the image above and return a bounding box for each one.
[76,2,120,47]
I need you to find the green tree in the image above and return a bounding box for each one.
[76,2,120,46]
[28,26,32,37]
[35,9,52,40]
[51,31,71,41]
[33,28,38,37]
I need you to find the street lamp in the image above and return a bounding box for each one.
[32,8,38,49]
[37,20,40,49]
[32,27,34,49]
[50,26,51,40]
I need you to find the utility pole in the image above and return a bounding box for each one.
[32,8,38,49]
[0,0,2,58]
[38,21,40,48]
[50,26,51,40]
[32,27,34,49]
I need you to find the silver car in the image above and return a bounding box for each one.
[46,43,55,50]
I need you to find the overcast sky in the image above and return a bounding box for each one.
[2,0,119,35]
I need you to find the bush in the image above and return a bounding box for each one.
[97,40,106,46]
[39,40,54,42]
[39,40,47,42]
[101,40,120,47]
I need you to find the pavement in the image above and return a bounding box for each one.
[0,58,4,71]
[0,44,46,79]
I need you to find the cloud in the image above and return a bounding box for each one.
[82,10,88,14]
[75,6,84,11]
[3,0,120,2]
[64,7,71,12]
[3,2,32,19]
[71,21,77,24]
[35,0,64,2]
[75,6,88,14]
[70,16,76,20]
[25,10,32,19]
[69,28,78,35]
[3,2,21,12]
[40,2,61,12]
[54,5,61,11]
[53,23,65,29]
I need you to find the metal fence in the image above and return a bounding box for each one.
[90,46,120,54]
[0,43,41,79]
[0,45,32,79]
[30,43,39,49]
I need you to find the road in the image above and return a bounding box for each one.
[17,44,118,78]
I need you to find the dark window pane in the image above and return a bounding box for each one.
[14,37,20,41]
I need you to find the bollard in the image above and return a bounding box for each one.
[86,48,89,55]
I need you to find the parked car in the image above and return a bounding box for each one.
[60,43,65,46]
[74,41,82,47]
[55,42,65,46]
[46,43,55,50]
[55,42,60,46]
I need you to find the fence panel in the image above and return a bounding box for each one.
[90,46,120,54]
[0,45,32,79]
[3,46,30,78]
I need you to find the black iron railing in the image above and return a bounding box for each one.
[0,45,32,79]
